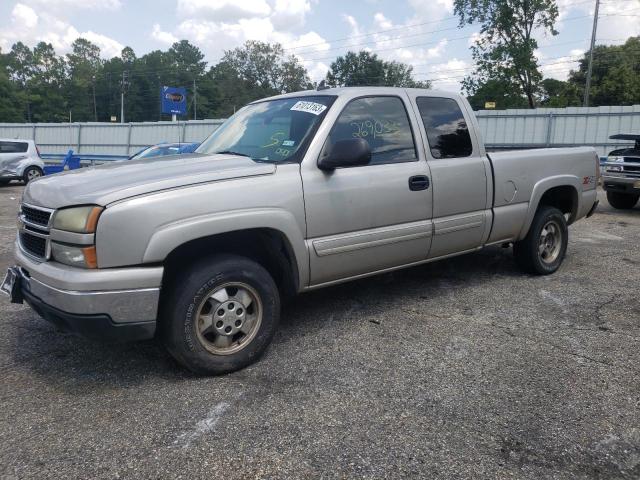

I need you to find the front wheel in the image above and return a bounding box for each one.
[514,206,568,275]
[161,254,280,375]
[606,191,639,210]
[23,166,43,184]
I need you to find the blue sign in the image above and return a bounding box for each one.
[161,86,187,115]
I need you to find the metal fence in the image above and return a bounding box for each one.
[1,104,639,161]
[476,104,640,157]
[0,119,225,158]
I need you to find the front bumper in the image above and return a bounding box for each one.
[602,175,640,194]
[14,244,163,342]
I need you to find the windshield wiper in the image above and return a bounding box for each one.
[214,150,254,159]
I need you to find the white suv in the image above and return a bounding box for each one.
[0,139,45,185]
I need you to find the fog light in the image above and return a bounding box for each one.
[51,243,97,269]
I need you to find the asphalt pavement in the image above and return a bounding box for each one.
[0,183,638,479]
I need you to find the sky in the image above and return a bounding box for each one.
[0,0,638,92]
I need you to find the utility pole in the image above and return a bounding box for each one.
[193,78,197,120]
[120,70,129,123]
[158,74,162,121]
[92,75,97,122]
[583,0,600,107]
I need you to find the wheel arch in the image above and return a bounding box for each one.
[161,227,301,299]
[518,176,580,240]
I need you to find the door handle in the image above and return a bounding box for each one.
[408,175,430,191]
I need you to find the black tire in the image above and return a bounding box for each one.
[160,254,280,375]
[606,191,639,210]
[514,206,568,275]
[0,179,10,186]
[23,166,43,184]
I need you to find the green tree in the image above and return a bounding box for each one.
[567,37,640,106]
[221,40,311,94]
[326,51,430,88]
[455,0,559,108]
[66,38,103,121]
[0,48,24,121]
[29,42,68,121]
[466,78,529,110]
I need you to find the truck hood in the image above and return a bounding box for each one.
[23,153,276,208]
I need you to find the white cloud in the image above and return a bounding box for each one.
[425,59,469,91]
[12,3,38,29]
[149,0,327,82]
[540,49,584,81]
[271,0,312,30]
[0,1,124,58]
[557,0,640,42]
[26,0,122,10]
[80,31,125,58]
[310,4,463,90]
[152,24,179,46]
[427,38,448,59]
[373,12,393,30]
[177,0,272,21]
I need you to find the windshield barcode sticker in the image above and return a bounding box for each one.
[290,101,327,115]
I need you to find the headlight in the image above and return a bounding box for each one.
[52,206,103,233]
[51,242,98,269]
[606,156,624,172]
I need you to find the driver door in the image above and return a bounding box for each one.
[301,93,433,286]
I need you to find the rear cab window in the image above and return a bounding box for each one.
[325,96,417,165]
[0,141,29,153]
[415,97,473,159]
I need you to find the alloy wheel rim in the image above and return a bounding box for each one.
[195,282,263,355]
[538,220,562,264]
[27,169,41,180]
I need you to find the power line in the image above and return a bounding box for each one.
[281,0,597,53]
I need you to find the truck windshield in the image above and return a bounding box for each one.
[197,96,336,163]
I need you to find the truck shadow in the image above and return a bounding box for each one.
[7,246,518,389]
[278,245,520,341]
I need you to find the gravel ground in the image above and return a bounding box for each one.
[0,183,638,479]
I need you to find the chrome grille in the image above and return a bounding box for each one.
[21,204,52,227]
[623,157,640,174]
[18,203,54,261]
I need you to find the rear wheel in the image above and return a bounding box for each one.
[23,166,43,184]
[161,254,280,375]
[606,191,639,210]
[514,206,568,275]
[0,179,10,186]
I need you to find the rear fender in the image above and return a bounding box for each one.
[517,175,581,240]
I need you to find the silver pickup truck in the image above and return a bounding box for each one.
[2,87,600,375]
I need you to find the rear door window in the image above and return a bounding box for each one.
[0,141,28,153]
[327,96,417,165]
[416,97,473,159]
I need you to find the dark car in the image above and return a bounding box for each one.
[128,142,200,160]
[602,134,640,209]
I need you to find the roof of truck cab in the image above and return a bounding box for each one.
[254,86,460,103]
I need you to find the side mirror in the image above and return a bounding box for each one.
[318,138,372,171]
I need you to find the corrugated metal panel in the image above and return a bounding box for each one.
[475,104,640,156]
[2,105,640,158]
[0,119,227,157]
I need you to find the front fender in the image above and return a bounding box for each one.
[142,208,309,288]
[517,175,580,240]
